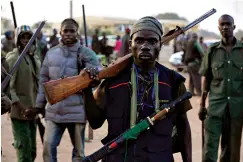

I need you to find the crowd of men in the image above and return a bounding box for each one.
[1,13,243,162]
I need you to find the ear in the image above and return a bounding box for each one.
[233,25,236,30]
[160,41,162,48]
[129,40,132,48]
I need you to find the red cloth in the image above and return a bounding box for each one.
[114,40,122,51]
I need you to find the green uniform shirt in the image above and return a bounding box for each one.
[199,38,243,119]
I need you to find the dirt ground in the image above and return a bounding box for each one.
[1,49,243,162]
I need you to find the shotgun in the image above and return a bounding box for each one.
[43,8,216,105]
[81,92,192,162]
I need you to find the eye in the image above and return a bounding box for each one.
[135,39,144,44]
[63,29,76,33]
[69,29,76,33]
[148,39,158,45]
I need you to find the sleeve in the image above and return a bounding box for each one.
[35,53,50,108]
[175,82,193,113]
[80,47,101,69]
[6,54,19,103]
[83,80,108,129]
[173,82,192,161]
[1,57,10,94]
[93,80,108,110]
[199,50,210,77]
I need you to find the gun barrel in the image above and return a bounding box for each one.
[82,5,88,47]
[183,8,217,32]
[10,1,17,28]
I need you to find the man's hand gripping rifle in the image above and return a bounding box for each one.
[43,8,216,105]
[81,92,192,162]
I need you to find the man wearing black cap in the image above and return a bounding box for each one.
[83,16,192,162]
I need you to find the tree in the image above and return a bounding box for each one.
[155,13,188,21]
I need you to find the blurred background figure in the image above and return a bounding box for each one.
[99,32,114,64]
[35,30,48,64]
[183,32,204,96]
[114,35,121,57]
[91,28,100,54]
[1,30,16,57]
[199,36,208,53]
[48,28,59,48]
[118,28,130,58]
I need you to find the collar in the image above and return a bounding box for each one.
[133,63,157,75]
[60,39,81,52]
[217,37,243,49]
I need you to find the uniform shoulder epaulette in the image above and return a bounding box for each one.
[209,41,220,48]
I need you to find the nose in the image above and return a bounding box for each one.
[223,24,229,30]
[141,42,151,51]
[66,31,72,35]
[23,38,29,44]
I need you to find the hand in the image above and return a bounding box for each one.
[83,67,101,88]
[24,107,44,118]
[198,106,207,121]
[1,95,11,115]
[13,101,26,110]
[84,67,99,80]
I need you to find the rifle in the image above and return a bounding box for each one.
[81,92,192,162]
[1,21,46,92]
[43,8,216,105]
[10,1,17,28]
[82,5,88,48]
[82,4,94,141]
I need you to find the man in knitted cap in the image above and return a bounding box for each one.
[5,25,41,162]
[83,16,192,162]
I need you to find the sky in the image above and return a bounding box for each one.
[1,0,243,34]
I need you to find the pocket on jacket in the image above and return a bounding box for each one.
[232,61,243,81]
[212,62,224,80]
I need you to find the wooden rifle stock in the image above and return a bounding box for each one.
[43,53,132,105]
[44,8,217,105]
[43,29,182,105]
